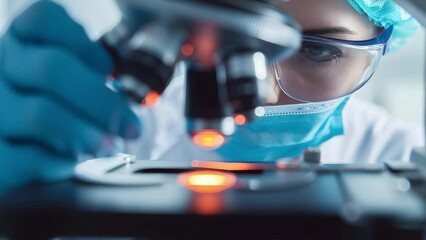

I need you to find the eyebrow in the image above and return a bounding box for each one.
[302,27,355,36]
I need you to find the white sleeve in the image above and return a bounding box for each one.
[124,74,187,160]
[320,98,424,163]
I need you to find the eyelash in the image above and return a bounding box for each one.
[300,43,343,66]
[314,55,341,67]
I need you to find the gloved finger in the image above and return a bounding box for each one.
[1,33,141,139]
[9,1,113,75]
[0,138,76,194]
[0,80,120,156]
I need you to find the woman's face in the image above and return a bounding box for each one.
[267,0,381,105]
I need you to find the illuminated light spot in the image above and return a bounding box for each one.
[141,91,160,107]
[192,130,225,149]
[181,44,194,56]
[254,107,266,117]
[253,52,267,79]
[178,170,237,193]
[189,174,225,186]
[234,114,247,125]
[192,160,266,171]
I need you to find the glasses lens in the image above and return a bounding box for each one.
[272,39,383,102]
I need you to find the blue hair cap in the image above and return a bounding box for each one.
[347,0,420,51]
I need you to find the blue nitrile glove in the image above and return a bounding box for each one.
[0,1,141,194]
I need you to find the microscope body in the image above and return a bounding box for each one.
[101,0,301,148]
[0,2,425,239]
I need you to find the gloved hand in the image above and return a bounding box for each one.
[0,1,141,193]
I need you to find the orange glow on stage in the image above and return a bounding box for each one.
[192,160,266,171]
[178,170,236,193]
[192,193,224,215]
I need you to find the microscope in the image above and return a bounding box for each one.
[0,1,425,239]
[100,0,301,149]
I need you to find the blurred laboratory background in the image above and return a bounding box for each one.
[1,0,424,126]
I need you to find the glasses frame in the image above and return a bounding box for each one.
[302,25,393,54]
[273,26,394,102]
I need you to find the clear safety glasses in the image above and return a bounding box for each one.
[272,26,393,102]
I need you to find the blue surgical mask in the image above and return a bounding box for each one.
[216,97,349,162]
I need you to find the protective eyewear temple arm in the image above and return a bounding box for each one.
[302,26,394,55]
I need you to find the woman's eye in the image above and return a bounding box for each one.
[300,43,342,62]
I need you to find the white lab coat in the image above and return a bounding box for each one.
[125,74,424,164]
